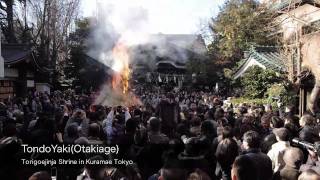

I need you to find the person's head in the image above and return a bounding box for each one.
[261,114,272,129]
[231,155,258,180]
[28,171,51,180]
[85,155,107,180]
[182,137,203,157]
[191,117,201,127]
[270,116,284,128]
[240,114,251,124]
[166,93,175,103]
[283,147,304,169]
[204,108,215,120]
[190,103,197,111]
[74,137,89,145]
[159,159,187,180]
[73,109,86,120]
[149,117,161,132]
[238,107,247,115]
[298,169,320,180]
[284,113,294,124]
[187,169,211,180]
[88,123,100,137]
[261,134,278,153]
[274,128,289,142]
[214,108,224,120]
[215,138,239,168]
[125,118,137,134]
[133,108,142,117]
[222,126,233,139]
[218,117,229,127]
[299,114,315,127]
[243,130,260,150]
[2,122,17,137]
[200,120,217,137]
[67,123,79,138]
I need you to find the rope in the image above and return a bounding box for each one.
[31,51,55,72]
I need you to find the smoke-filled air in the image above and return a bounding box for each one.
[88,1,150,106]
[88,1,203,106]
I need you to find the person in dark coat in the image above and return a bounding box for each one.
[64,123,79,144]
[116,118,137,159]
[155,93,179,137]
[215,138,239,180]
[147,117,169,144]
[231,155,258,180]
[87,123,103,145]
[64,109,89,138]
[242,130,273,180]
[299,114,320,143]
[273,147,304,180]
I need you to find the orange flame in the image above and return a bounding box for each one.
[112,42,130,94]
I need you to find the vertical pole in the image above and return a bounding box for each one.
[24,0,27,30]
[296,29,303,116]
[299,88,304,116]
[0,29,4,78]
[296,30,301,77]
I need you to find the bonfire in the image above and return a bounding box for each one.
[93,41,141,107]
[111,42,130,94]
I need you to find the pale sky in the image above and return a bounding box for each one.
[80,0,226,34]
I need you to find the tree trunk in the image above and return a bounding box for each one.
[5,0,17,43]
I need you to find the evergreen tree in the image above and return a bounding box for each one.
[209,0,273,64]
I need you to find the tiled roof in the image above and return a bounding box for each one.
[129,34,208,70]
[84,54,113,73]
[233,45,286,79]
[1,44,32,65]
[148,34,207,55]
[249,46,286,71]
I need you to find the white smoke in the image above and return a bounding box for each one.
[88,1,150,106]
[87,1,150,68]
[87,0,206,106]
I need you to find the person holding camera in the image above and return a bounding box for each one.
[299,141,320,175]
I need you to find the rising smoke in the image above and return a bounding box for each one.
[88,1,205,106]
[88,1,150,106]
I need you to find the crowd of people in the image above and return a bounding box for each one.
[0,87,320,180]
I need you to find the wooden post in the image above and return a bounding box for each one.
[296,29,303,116]
[296,30,301,75]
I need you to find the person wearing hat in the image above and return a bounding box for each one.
[267,128,290,172]
[273,147,304,180]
